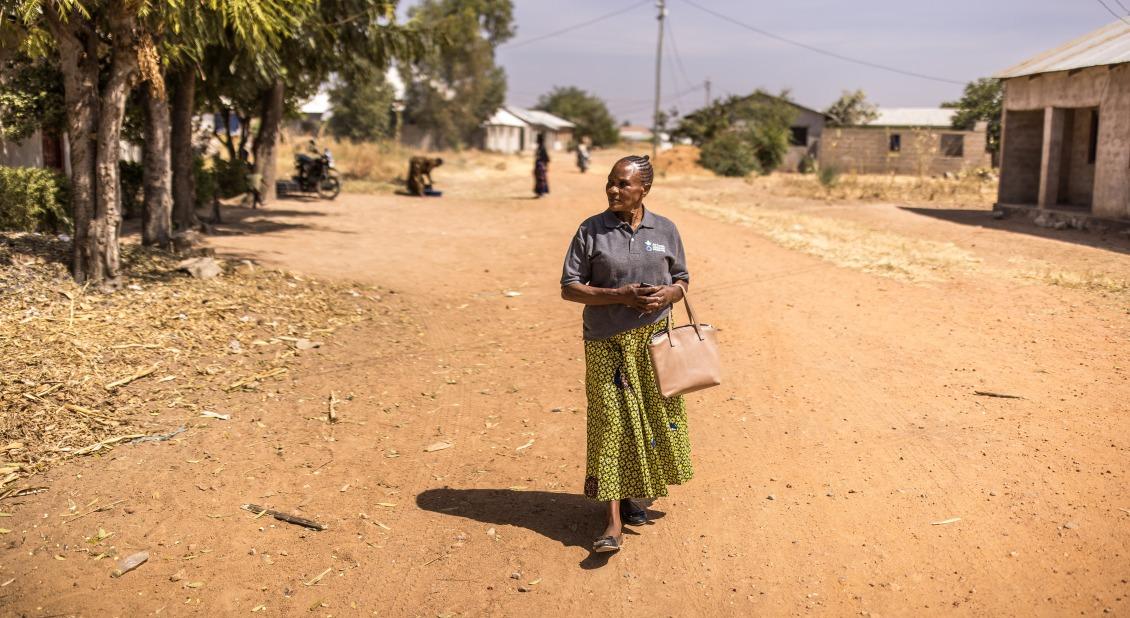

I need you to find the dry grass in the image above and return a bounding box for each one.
[750,170,999,207]
[681,200,982,283]
[0,233,382,492]
[276,133,523,194]
[1006,256,1130,297]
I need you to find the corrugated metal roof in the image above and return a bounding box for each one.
[506,107,576,130]
[865,108,956,128]
[484,108,527,128]
[995,20,1130,79]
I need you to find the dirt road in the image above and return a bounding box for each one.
[5,151,1129,616]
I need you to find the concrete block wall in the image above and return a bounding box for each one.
[1061,108,1097,208]
[999,110,1045,205]
[818,126,992,176]
[1000,64,1130,221]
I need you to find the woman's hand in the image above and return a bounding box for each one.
[647,284,685,312]
[618,284,683,314]
[616,284,657,312]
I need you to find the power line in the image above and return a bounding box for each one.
[1116,0,1130,13]
[618,83,704,116]
[676,0,967,85]
[502,0,651,49]
[1094,0,1130,24]
[665,17,693,87]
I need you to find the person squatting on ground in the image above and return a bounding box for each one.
[560,154,693,554]
[533,133,550,197]
[407,156,444,196]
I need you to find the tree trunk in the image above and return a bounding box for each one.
[252,80,285,204]
[46,13,100,283]
[141,81,173,248]
[90,11,140,285]
[220,108,237,161]
[237,115,250,157]
[170,68,198,231]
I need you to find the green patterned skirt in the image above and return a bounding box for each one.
[583,317,694,501]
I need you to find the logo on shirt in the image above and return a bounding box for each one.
[644,240,666,253]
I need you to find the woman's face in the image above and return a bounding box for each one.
[605,162,649,213]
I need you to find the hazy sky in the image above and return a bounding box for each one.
[407,0,1118,124]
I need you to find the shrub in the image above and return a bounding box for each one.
[818,165,840,189]
[798,155,817,174]
[0,166,70,232]
[119,161,144,220]
[194,156,217,209]
[747,123,790,173]
[210,155,248,199]
[698,132,761,177]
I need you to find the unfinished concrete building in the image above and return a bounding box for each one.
[995,20,1130,226]
[819,108,992,176]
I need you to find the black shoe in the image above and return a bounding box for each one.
[620,499,647,526]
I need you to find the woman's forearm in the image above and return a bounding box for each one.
[561,283,625,306]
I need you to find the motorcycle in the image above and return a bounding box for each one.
[277,148,341,200]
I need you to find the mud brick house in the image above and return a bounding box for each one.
[995,20,1130,226]
[819,108,991,176]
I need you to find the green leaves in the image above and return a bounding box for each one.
[403,0,515,149]
[824,89,878,128]
[0,166,71,233]
[943,77,1002,155]
[534,86,619,148]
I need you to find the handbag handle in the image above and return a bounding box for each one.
[664,284,704,346]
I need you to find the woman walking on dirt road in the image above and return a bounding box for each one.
[560,155,693,553]
[534,133,551,197]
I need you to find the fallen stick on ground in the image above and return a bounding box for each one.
[974,390,1023,399]
[64,499,125,524]
[241,504,326,531]
[104,364,160,390]
[0,486,48,501]
[71,434,147,457]
[327,392,339,424]
[130,426,187,444]
[229,367,288,390]
[304,567,333,586]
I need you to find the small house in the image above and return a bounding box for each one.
[819,108,991,176]
[504,107,575,152]
[480,107,533,154]
[995,20,1130,225]
[479,106,576,154]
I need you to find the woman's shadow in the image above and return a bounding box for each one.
[415,488,664,570]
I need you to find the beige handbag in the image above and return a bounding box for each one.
[648,290,721,397]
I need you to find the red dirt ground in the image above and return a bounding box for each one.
[3,151,1129,616]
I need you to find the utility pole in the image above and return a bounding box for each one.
[651,0,666,159]
[705,77,711,107]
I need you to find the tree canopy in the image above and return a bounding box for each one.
[824,89,879,127]
[674,90,797,146]
[943,77,1002,155]
[403,0,514,148]
[534,86,619,147]
[328,63,398,142]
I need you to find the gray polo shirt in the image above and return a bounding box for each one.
[561,208,690,341]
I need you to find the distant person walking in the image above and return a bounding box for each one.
[576,136,591,173]
[560,154,693,554]
[533,133,550,197]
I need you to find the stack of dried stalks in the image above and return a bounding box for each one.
[0,233,379,494]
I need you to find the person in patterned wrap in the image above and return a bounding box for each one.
[560,155,693,554]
